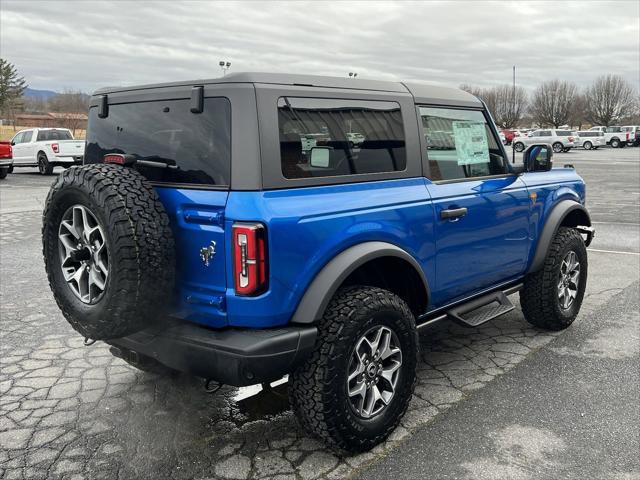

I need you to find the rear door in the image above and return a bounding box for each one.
[84,95,232,328]
[419,106,531,306]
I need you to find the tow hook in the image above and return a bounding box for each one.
[577,225,595,247]
[83,337,97,346]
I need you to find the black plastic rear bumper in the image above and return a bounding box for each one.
[107,320,317,386]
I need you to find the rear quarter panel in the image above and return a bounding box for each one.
[224,178,436,327]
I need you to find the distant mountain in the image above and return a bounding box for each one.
[24,88,58,100]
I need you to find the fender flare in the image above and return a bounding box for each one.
[290,241,430,325]
[528,200,592,273]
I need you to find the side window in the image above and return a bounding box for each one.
[37,130,48,141]
[277,97,406,179]
[530,130,541,137]
[538,131,552,137]
[420,107,506,182]
[22,131,34,142]
[12,132,24,144]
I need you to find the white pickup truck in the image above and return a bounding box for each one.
[10,128,85,175]
[588,126,632,148]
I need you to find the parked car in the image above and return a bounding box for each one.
[0,141,13,179]
[499,131,507,145]
[10,128,85,175]
[502,129,516,145]
[574,131,606,150]
[41,73,594,452]
[513,129,575,153]
[621,126,640,146]
[588,126,631,148]
[347,132,366,146]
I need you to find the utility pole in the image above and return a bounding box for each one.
[512,65,516,164]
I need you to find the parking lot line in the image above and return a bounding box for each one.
[588,248,640,256]
[591,221,640,226]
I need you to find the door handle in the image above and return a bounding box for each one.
[440,207,468,220]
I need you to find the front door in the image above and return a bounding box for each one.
[419,106,531,307]
[11,130,34,164]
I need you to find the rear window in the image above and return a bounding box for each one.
[578,131,598,137]
[37,129,72,141]
[277,97,406,179]
[85,97,231,187]
[555,130,572,136]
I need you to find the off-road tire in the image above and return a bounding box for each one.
[514,142,525,152]
[289,286,418,452]
[38,153,53,175]
[520,227,587,330]
[0,168,7,179]
[42,164,175,340]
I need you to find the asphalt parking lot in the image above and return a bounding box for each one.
[1,147,639,480]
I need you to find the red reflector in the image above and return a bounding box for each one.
[233,223,268,296]
[51,143,59,153]
[104,154,126,165]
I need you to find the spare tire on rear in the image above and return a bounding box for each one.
[42,164,175,340]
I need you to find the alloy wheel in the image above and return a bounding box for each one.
[558,250,580,310]
[57,204,109,304]
[347,325,403,419]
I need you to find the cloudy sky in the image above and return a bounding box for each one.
[1,0,638,94]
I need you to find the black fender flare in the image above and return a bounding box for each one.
[290,241,430,324]
[529,200,592,273]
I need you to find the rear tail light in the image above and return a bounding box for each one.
[626,133,630,141]
[51,143,59,154]
[233,223,268,296]
[568,136,574,142]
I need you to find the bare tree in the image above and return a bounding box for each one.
[530,79,578,128]
[585,74,638,126]
[459,83,528,128]
[568,93,587,129]
[48,89,90,134]
[491,85,528,129]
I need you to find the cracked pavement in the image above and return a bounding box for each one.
[1,148,639,479]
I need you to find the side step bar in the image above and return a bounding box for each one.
[447,291,515,327]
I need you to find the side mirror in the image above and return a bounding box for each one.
[309,147,331,168]
[10,141,15,146]
[523,144,553,172]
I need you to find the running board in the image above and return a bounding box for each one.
[447,291,515,327]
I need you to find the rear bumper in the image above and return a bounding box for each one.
[0,159,12,168]
[107,320,317,386]
[52,155,83,164]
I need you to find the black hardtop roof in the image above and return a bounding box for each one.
[93,72,482,107]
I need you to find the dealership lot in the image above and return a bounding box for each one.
[0,148,638,479]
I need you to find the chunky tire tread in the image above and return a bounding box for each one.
[289,286,418,452]
[42,164,175,340]
[520,227,587,331]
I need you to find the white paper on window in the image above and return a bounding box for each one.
[452,121,489,165]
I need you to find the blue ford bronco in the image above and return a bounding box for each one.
[42,73,594,452]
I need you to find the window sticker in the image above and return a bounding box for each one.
[452,121,489,165]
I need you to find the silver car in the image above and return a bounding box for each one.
[574,131,606,150]
[512,129,575,153]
